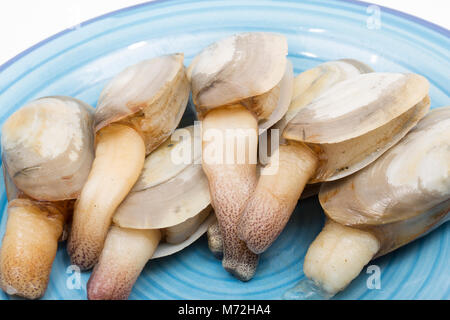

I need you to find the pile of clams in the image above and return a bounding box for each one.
[0,31,447,300]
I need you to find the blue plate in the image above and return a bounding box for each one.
[0,0,448,300]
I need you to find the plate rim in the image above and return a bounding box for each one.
[0,0,448,75]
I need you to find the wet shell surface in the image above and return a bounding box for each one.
[189,32,288,117]
[94,54,190,154]
[1,96,95,201]
[283,72,430,182]
[320,106,450,227]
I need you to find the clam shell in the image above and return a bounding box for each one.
[284,73,430,182]
[162,206,211,244]
[189,32,288,116]
[2,155,21,202]
[131,126,201,191]
[274,59,373,133]
[94,54,190,154]
[152,211,216,259]
[371,199,449,257]
[1,96,95,201]
[320,106,450,227]
[113,163,210,229]
[113,127,210,229]
[284,73,428,144]
[257,60,294,134]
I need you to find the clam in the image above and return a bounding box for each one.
[287,107,450,299]
[68,54,190,270]
[0,96,95,299]
[87,126,215,300]
[238,71,430,254]
[236,59,373,253]
[188,32,294,281]
[205,61,368,259]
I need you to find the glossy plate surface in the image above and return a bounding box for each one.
[0,0,448,300]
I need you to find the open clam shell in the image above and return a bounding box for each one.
[95,53,190,154]
[284,73,430,182]
[320,106,450,228]
[1,96,95,201]
[189,32,288,116]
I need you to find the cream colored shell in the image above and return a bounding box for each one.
[275,59,373,133]
[284,73,430,182]
[320,106,450,227]
[113,126,210,230]
[189,32,288,118]
[94,54,190,154]
[1,96,95,201]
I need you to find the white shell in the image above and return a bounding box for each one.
[190,32,288,114]
[283,72,430,182]
[131,126,201,191]
[258,60,294,134]
[284,73,429,144]
[274,59,373,133]
[1,96,95,201]
[320,106,450,226]
[94,53,190,154]
[113,127,210,229]
[152,213,216,259]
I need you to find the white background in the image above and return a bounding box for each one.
[0,0,448,66]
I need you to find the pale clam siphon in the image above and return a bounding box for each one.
[0,96,95,299]
[238,71,430,255]
[287,107,450,299]
[68,54,190,271]
[188,32,294,281]
[87,126,215,300]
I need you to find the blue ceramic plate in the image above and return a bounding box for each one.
[0,0,448,300]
